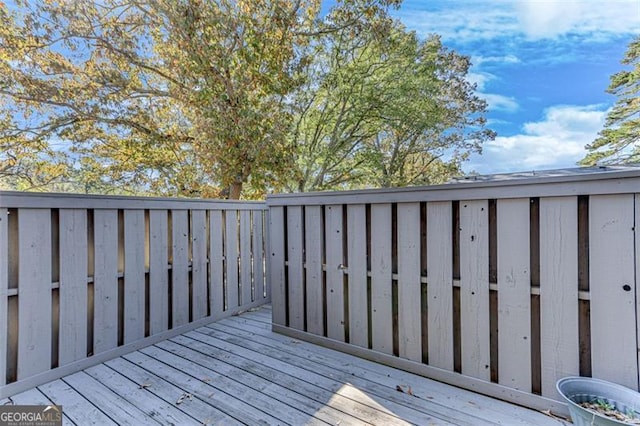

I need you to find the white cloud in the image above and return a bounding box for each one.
[472,55,521,66]
[467,72,494,91]
[396,0,640,43]
[464,104,608,173]
[481,93,519,112]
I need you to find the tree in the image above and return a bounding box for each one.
[288,23,494,192]
[581,36,640,166]
[0,0,318,198]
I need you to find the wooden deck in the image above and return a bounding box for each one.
[1,306,568,425]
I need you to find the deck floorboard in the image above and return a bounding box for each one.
[6,305,568,425]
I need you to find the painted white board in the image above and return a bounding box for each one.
[240,210,252,306]
[171,210,189,327]
[497,199,531,391]
[148,210,169,334]
[426,201,453,371]
[59,209,88,365]
[325,205,345,342]
[93,210,119,354]
[191,210,208,320]
[539,196,579,399]
[18,209,52,379]
[123,210,145,343]
[347,204,368,348]
[287,206,305,330]
[459,200,490,381]
[225,210,240,310]
[269,207,286,326]
[589,194,637,389]
[209,210,224,318]
[397,203,422,362]
[370,204,393,354]
[305,206,324,336]
[0,209,6,385]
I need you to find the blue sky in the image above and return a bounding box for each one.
[389,0,640,174]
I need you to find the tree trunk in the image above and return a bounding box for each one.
[228,181,243,199]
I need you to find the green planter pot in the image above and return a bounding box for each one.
[557,377,640,425]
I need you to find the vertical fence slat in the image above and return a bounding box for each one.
[93,210,118,354]
[426,201,453,370]
[636,194,640,390]
[347,204,368,348]
[459,200,490,381]
[240,210,252,306]
[225,210,239,310]
[590,194,637,389]
[397,203,422,362]
[192,210,208,320]
[124,210,145,343]
[209,211,224,318]
[269,207,286,326]
[149,210,169,334]
[286,206,304,330]
[59,209,88,365]
[171,210,189,327]
[497,199,531,391]
[539,196,579,399]
[252,211,265,301]
[304,206,324,336]
[325,205,345,342]
[17,209,52,379]
[371,204,393,354]
[0,208,7,386]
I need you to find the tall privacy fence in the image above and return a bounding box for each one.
[266,168,640,413]
[0,192,268,398]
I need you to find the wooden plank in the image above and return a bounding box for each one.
[93,210,119,354]
[426,202,454,371]
[191,210,208,320]
[10,387,74,425]
[325,204,345,341]
[459,200,491,381]
[148,210,169,335]
[265,171,640,206]
[123,210,145,343]
[347,204,368,348]
[286,205,305,330]
[136,346,286,425]
[209,211,224,318]
[171,209,189,327]
[637,194,640,391]
[589,194,637,389]
[371,204,393,354]
[496,199,531,391]
[157,338,341,426]
[0,208,7,386]
[188,329,430,426]
[85,363,198,424]
[268,207,286,326]
[106,357,232,424]
[539,197,579,399]
[38,379,117,426]
[240,210,252,306]
[225,210,239,310]
[18,209,52,379]
[62,371,156,425]
[59,209,88,365]
[304,206,324,336]
[168,335,368,426]
[251,211,265,301]
[227,316,566,425]
[397,203,422,362]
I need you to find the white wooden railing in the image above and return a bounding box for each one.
[0,192,269,398]
[266,167,640,414]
